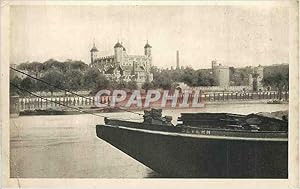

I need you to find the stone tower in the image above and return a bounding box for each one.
[90,43,99,64]
[211,60,230,88]
[144,40,152,57]
[114,41,123,63]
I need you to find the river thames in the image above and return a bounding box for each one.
[10,103,288,178]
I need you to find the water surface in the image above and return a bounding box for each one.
[10,103,288,178]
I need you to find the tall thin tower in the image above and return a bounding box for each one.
[176,50,180,69]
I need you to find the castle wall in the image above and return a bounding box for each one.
[178,83,252,92]
[197,85,252,92]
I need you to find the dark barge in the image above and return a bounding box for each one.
[96,109,288,178]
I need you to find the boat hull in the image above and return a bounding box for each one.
[96,125,288,178]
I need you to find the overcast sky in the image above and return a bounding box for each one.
[10,5,289,69]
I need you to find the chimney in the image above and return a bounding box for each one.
[176,50,180,69]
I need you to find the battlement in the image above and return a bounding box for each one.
[97,55,114,60]
[127,55,149,59]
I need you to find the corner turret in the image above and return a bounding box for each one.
[114,41,123,63]
[144,40,152,57]
[90,43,99,64]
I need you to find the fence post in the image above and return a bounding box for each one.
[53,97,56,107]
[39,98,42,109]
[34,98,39,109]
[10,96,20,116]
[20,98,24,110]
[92,96,95,107]
[38,98,41,109]
[28,98,30,109]
[36,98,38,109]
[27,97,31,110]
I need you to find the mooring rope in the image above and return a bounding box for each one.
[10,67,143,116]
[10,82,143,121]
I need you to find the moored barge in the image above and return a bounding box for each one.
[96,109,288,178]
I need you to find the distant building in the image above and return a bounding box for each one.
[211,60,264,91]
[211,60,230,87]
[90,41,153,87]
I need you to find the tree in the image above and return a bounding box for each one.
[17,62,44,73]
[39,69,66,95]
[193,70,216,86]
[64,70,84,91]
[43,59,68,73]
[127,80,138,90]
[20,77,37,92]
[66,60,88,71]
[83,68,110,93]
[262,73,288,88]
[262,72,289,99]
[153,73,173,89]
[117,79,127,89]
[10,77,22,96]
[142,81,154,92]
[95,74,110,91]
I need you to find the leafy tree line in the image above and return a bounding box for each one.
[262,64,289,91]
[147,66,217,90]
[10,60,219,96]
[10,59,139,96]
[10,59,289,97]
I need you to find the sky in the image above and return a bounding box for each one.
[10,5,289,69]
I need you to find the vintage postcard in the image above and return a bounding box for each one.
[1,0,299,188]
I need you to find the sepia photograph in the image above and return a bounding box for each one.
[1,0,299,188]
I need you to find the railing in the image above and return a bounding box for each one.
[17,91,289,112]
[18,96,97,111]
[201,91,288,102]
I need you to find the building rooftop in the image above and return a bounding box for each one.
[114,41,123,48]
[90,43,98,52]
[144,41,152,48]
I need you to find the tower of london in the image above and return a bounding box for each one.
[90,41,153,87]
